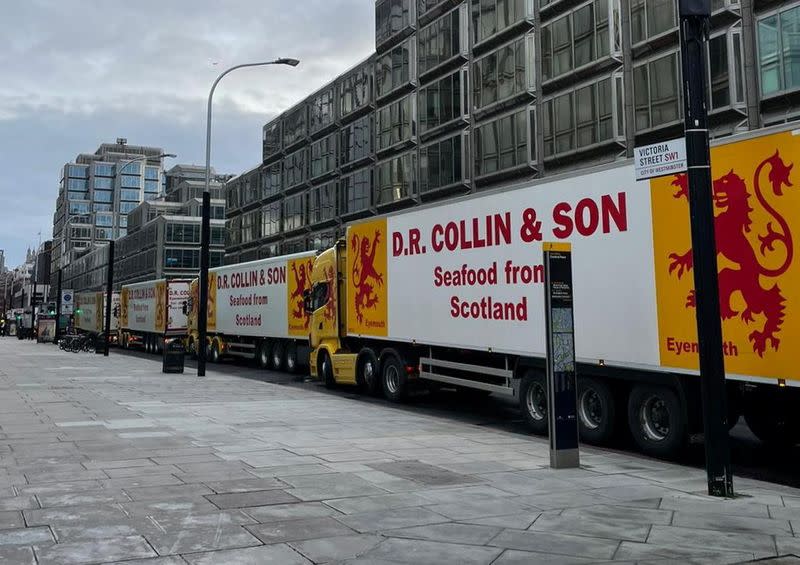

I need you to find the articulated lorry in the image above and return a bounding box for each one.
[305,126,800,457]
[75,291,119,339]
[187,251,317,372]
[119,279,190,353]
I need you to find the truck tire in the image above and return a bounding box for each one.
[210,340,221,364]
[256,341,272,369]
[285,343,298,374]
[577,377,616,444]
[145,335,152,354]
[743,387,799,446]
[271,341,285,371]
[319,351,335,389]
[357,348,381,396]
[519,370,548,435]
[628,384,686,458]
[381,352,408,402]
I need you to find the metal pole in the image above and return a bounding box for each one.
[30,277,36,340]
[104,240,115,357]
[55,269,62,343]
[197,59,298,377]
[679,5,734,497]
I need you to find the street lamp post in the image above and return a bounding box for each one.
[102,152,176,356]
[197,58,300,377]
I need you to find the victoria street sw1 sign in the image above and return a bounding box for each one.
[634,138,687,181]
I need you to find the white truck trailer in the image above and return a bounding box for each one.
[119,279,190,353]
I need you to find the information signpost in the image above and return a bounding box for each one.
[543,242,580,469]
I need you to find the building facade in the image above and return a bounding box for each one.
[61,172,227,293]
[224,0,800,261]
[51,140,169,275]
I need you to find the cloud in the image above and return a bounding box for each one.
[0,0,375,266]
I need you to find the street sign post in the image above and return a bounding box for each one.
[543,242,580,469]
[60,289,73,315]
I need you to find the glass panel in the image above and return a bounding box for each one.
[339,115,372,166]
[376,153,416,204]
[120,175,140,188]
[597,77,613,141]
[781,7,800,92]
[759,16,781,95]
[576,84,596,147]
[596,0,610,57]
[630,0,646,44]
[376,0,412,46]
[93,177,112,189]
[709,34,730,109]
[284,148,308,189]
[309,88,335,134]
[554,92,575,154]
[376,39,413,99]
[634,64,651,130]
[475,107,528,177]
[419,8,461,75]
[338,63,372,118]
[283,105,307,148]
[145,166,159,180]
[648,0,675,39]
[420,70,462,132]
[552,16,573,77]
[311,134,337,179]
[341,168,372,213]
[574,4,595,68]
[93,190,113,203]
[733,33,744,103]
[473,36,528,109]
[263,120,282,157]
[376,94,414,151]
[650,53,679,126]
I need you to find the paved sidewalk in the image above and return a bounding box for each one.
[0,340,799,564]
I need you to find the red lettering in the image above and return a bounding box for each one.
[393,232,404,257]
[432,224,444,252]
[409,228,421,255]
[602,192,628,234]
[575,198,600,236]
[552,202,573,239]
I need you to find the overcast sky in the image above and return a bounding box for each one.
[0,0,374,267]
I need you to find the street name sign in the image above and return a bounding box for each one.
[634,138,687,181]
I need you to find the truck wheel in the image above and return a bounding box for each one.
[257,341,272,369]
[319,351,335,389]
[210,340,221,363]
[743,387,799,446]
[381,353,408,402]
[357,348,381,396]
[271,341,285,371]
[285,343,298,374]
[577,377,615,444]
[519,370,548,435]
[145,335,152,354]
[628,385,686,458]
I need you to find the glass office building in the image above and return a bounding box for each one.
[224,0,800,262]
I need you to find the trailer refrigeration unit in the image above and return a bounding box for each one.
[305,126,800,457]
[119,279,190,353]
[187,251,317,372]
[75,291,119,341]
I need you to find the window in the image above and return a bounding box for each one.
[119,216,128,228]
[68,191,88,201]
[95,214,113,227]
[241,209,262,244]
[92,177,111,189]
[241,171,260,205]
[145,167,159,180]
[120,189,140,201]
[418,0,450,17]
[67,178,88,190]
[311,134,337,179]
[283,237,308,255]
[471,0,533,46]
[211,226,225,245]
[283,193,306,231]
[164,249,200,269]
[70,226,92,239]
[543,74,623,157]
[144,180,160,193]
[376,152,417,205]
[376,0,414,48]
[284,148,309,191]
[309,281,330,311]
[473,35,533,110]
[144,192,158,202]
[261,163,281,199]
[283,105,308,148]
[94,163,114,176]
[227,217,241,246]
[340,115,373,168]
[630,0,676,45]
[262,202,282,237]
[708,30,744,110]
[376,94,416,152]
[310,87,336,134]
[309,182,337,224]
[634,51,681,131]
[212,206,225,220]
[68,165,88,178]
[341,168,372,214]
[418,6,466,76]
[475,106,534,178]
[542,0,616,81]
[166,224,201,243]
[338,62,373,119]
[420,132,465,193]
[310,231,336,251]
[376,38,416,99]
[93,190,113,203]
[758,6,800,96]
[263,119,282,159]
[93,203,112,212]
[420,69,466,134]
[119,201,138,214]
[95,228,114,240]
[121,175,141,188]
[226,183,240,209]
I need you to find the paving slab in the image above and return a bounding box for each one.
[243,501,340,522]
[0,545,37,565]
[33,535,157,565]
[144,524,262,556]
[245,516,356,543]
[0,525,55,546]
[334,506,450,533]
[0,509,24,530]
[363,538,503,565]
[182,544,311,564]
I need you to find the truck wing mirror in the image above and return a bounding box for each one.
[182,300,189,315]
[303,288,312,314]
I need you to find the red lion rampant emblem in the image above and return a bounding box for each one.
[668,151,794,357]
[324,266,336,322]
[290,259,313,328]
[351,230,384,323]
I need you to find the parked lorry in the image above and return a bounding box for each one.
[186,251,317,372]
[119,279,190,353]
[305,126,800,457]
[75,291,119,339]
